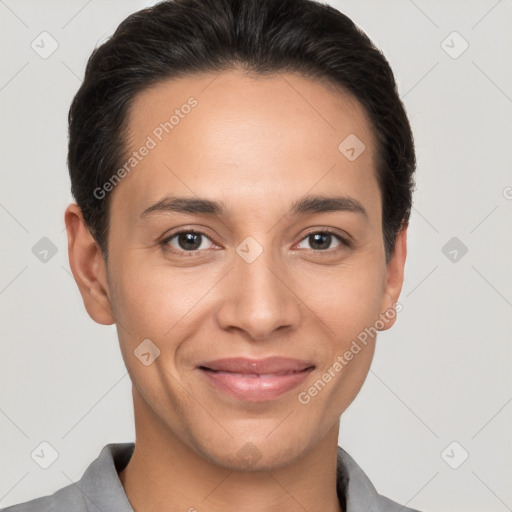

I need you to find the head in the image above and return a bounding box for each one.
[65,0,415,471]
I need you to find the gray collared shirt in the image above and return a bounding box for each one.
[2,443,422,512]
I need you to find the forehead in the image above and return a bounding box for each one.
[113,70,380,221]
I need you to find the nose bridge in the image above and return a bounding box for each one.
[216,236,301,339]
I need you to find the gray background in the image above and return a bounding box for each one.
[1,1,511,511]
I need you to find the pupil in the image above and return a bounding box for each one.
[179,232,201,250]
[310,233,330,250]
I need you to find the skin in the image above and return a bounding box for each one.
[65,69,407,512]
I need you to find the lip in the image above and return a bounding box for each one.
[197,357,315,402]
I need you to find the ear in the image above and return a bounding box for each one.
[64,203,115,325]
[378,225,407,331]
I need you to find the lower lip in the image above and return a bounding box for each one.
[198,367,314,402]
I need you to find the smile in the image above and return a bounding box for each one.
[197,357,315,402]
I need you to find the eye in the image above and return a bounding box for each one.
[160,228,350,258]
[295,230,348,252]
[161,230,216,256]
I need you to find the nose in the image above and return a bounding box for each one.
[215,244,302,341]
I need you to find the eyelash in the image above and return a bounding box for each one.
[160,228,351,258]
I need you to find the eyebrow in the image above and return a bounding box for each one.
[140,194,368,220]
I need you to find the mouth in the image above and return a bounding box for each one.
[197,357,315,402]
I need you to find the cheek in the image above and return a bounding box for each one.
[306,262,384,409]
[108,258,226,381]
[297,260,383,399]
[304,260,385,340]
[108,262,198,398]
[110,259,208,336]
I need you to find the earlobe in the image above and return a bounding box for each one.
[64,203,115,325]
[378,226,408,331]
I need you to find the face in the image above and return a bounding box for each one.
[67,69,406,471]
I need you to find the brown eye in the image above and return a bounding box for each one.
[161,230,215,256]
[296,230,347,252]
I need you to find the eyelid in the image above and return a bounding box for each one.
[299,226,351,243]
[294,228,351,250]
[160,228,218,252]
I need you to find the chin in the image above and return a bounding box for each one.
[193,432,312,472]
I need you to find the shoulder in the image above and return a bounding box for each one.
[336,446,424,512]
[1,443,134,512]
[1,482,88,512]
[373,493,423,512]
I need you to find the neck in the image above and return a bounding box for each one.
[119,388,343,512]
